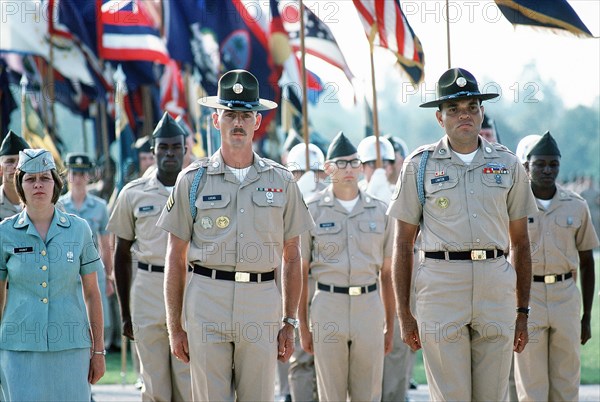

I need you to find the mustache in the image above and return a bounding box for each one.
[231,128,246,135]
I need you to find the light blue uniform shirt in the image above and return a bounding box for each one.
[59,192,109,243]
[0,208,103,351]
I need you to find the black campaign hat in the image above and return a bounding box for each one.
[326,131,357,160]
[65,152,94,171]
[198,69,277,111]
[527,131,561,158]
[152,112,186,139]
[420,68,499,108]
[0,130,30,156]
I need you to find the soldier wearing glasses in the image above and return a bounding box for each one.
[299,132,394,401]
[157,69,313,401]
[388,68,537,400]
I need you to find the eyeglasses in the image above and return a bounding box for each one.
[331,159,362,169]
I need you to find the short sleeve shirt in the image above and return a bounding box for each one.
[157,151,315,272]
[59,192,109,245]
[528,185,599,275]
[388,137,537,252]
[0,208,103,351]
[107,170,172,266]
[301,187,393,286]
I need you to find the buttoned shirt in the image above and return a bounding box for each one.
[107,170,171,266]
[0,185,22,221]
[528,184,599,275]
[301,187,393,286]
[0,208,103,351]
[388,137,537,252]
[59,192,109,246]
[157,150,314,272]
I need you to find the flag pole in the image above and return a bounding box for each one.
[446,0,451,68]
[47,35,58,144]
[299,0,310,171]
[141,85,154,137]
[20,75,28,134]
[368,26,382,169]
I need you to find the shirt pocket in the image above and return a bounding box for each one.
[480,173,513,215]
[357,219,385,256]
[251,192,285,233]
[424,175,462,219]
[195,194,232,238]
[554,215,581,255]
[133,204,163,238]
[314,222,343,264]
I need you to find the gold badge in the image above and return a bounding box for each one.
[216,216,230,229]
[436,197,449,209]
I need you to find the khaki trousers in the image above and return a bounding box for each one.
[131,270,192,401]
[185,274,282,402]
[514,279,581,401]
[416,257,516,401]
[311,289,385,402]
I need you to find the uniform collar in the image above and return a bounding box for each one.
[430,136,500,161]
[317,186,376,213]
[144,169,171,194]
[62,192,96,209]
[204,150,273,186]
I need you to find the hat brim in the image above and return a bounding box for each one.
[420,92,499,108]
[198,96,277,111]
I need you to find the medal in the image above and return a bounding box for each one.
[216,216,230,229]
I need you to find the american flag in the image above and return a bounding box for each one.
[353,0,425,85]
[282,3,354,84]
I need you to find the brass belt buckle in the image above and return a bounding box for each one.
[471,250,487,260]
[235,272,251,283]
[544,275,556,284]
[349,286,362,296]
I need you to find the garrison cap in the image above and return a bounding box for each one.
[65,153,94,171]
[133,136,152,153]
[326,131,357,160]
[527,131,561,158]
[420,68,499,108]
[152,112,186,139]
[17,149,56,173]
[0,130,30,156]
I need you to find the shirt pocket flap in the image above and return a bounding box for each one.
[358,220,384,234]
[555,215,581,228]
[252,191,285,208]
[199,193,231,210]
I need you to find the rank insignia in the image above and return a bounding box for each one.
[201,217,213,229]
[436,197,450,209]
[216,216,230,229]
[166,194,175,212]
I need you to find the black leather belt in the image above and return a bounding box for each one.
[424,250,504,261]
[317,282,377,296]
[193,264,274,283]
[138,262,164,273]
[533,272,573,284]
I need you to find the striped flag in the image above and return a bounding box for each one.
[495,0,593,38]
[352,0,425,85]
[98,0,170,64]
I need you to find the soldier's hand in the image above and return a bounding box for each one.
[278,324,295,362]
[105,279,115,297]
[299,325,314,355]
[88,353,106,384]
[513,314,529,353]
[170,329,190,363]
[384,327,394,355]
[581,318,592,345]
[400,313,421,352]
[122,319,134,341]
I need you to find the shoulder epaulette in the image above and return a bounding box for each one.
[493,143,513,154]
[406,143,436,162]
[122,177,147,191]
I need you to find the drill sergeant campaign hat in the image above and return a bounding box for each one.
[420,67,499,108]
[0,130,30,156]
[198,69,278,111]
[17,149,56,173]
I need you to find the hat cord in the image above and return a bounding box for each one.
[218,99,259,109]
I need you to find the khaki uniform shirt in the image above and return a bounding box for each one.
[388,137,537,251]
[301,187,393,286]
[0,185,22,221]
[528,184,599,275]
[107,170,172,266]
[157,151,314,272]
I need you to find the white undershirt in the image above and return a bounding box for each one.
[537,198,552,209]
[337,196,359,212]
[226,165,251,183]
[453,149,478,165]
